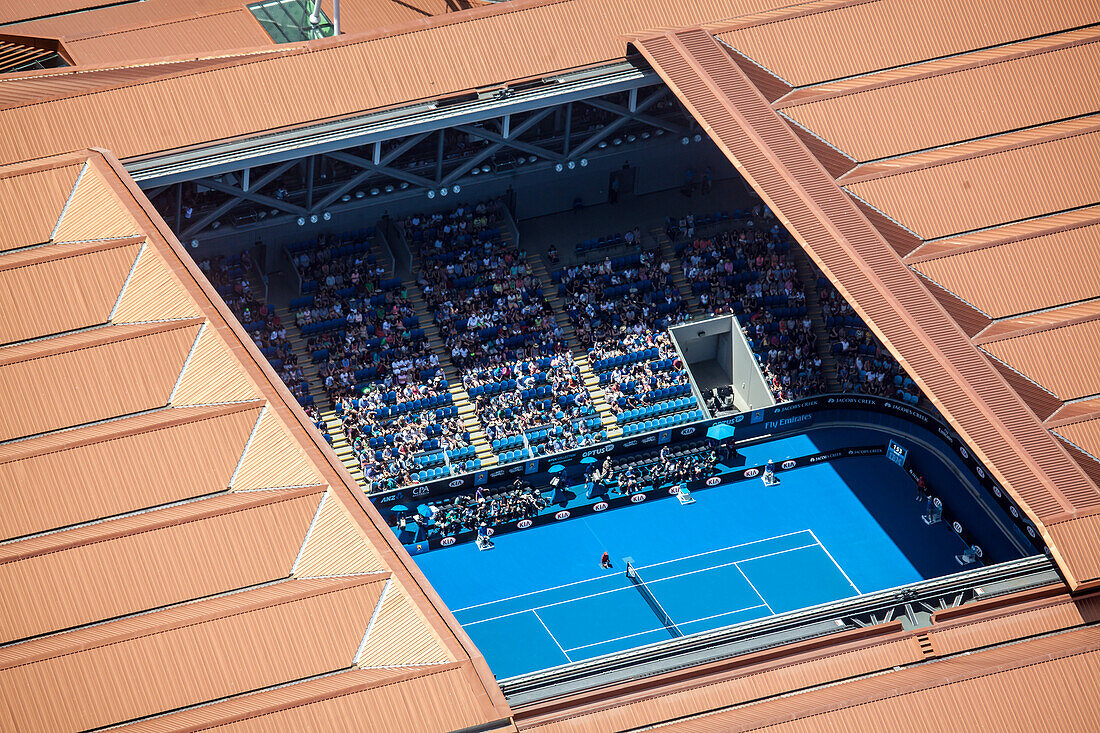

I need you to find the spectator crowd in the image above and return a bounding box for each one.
[677,212,825,401]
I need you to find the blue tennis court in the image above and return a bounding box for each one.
[415,428,1002,678]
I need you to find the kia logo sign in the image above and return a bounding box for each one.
[630,493,647,503]
[973,545,984,558]
[781,460,796,470]
[668,487,680,495]
[993,485,1002,498]
[440,537,456,547]
[705,477,721,487]
[554,510,571,520]
[593,502,609,512]
[1010,506,1019,518]
[681,427,695,436]
[448,479,464,488]
[1026,526,1037,538]
[744,468,759,478]
[485,527,495,536]
[412,486,429,497]
[517,519,533,529]
[976,467,985,478]
[960,446,969,458]
[952,521,963,534]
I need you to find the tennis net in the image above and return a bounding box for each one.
[625,562,683,638]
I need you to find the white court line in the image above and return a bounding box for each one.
[532,609,572,663]
[462,544,818,627]
[644,544,819,587]
[634,529,815,573]
[734,563,774,614]
[562,604,769,653]
[808,529,862,594]
[451,529,814,613]
[463,584,636,626]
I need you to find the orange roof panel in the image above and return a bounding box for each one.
[60,8,271,65]
[0,0,121,26]
[716,0,1097,87]
[0,576,385,732]
[779,32,1100,161]
[0,487,322,643]
[207,665,507,733]
[1054,416,1100,461]
[0,0,788,163]
[910,222,1100,318]
[640,625,1100,732]
[0,161,80,251]
[0,403,261,540]
[846,126,1100,239]
[981,317,1100,401]
[0,238,141,344]
[0,320,200,441]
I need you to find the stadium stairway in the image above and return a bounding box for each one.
[271,305,367,486]
[405,278,497,468]
[528,256,622,438]
[655,231,696,311]
[788,244,842,392]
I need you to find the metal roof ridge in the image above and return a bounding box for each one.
[776,25,1100,110]
[0,573,385,670]
[975,301,1100,346]
[0,400,262,464]
[0,234,144,271]
[114,661,472,733]
[906,210,1100,264]
[0,316,203,366]
[838,114,1100,185]
[0,484,325,564]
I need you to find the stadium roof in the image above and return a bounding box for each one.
[1,0,1098,729]
[0,150,512,733]
[630,16,1100,591]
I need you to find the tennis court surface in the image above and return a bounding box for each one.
[415,430,1003,678]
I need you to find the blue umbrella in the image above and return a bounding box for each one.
[580,456,597,465]
[707,423,736,441]
[417,504,432,519]
[390,504,409,512]
[549,464,566,473]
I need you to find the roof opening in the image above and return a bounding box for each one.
[248,0,334,43]
[0,39,68,74]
